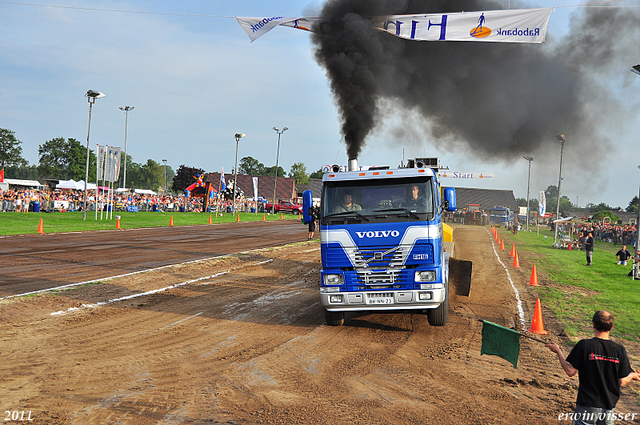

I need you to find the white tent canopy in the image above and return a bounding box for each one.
[56,179,97,190]
[5,178,42,188]
[115,188,157,195]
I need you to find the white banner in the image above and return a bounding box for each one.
[236,8,551,43]
[539,190,546,217]
[104,146,122,183]
[252,177,259,201]
[97,145,106,181]
[438,171,494,179]
[112,147,122,182]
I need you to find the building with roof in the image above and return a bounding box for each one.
[449,187,518,213]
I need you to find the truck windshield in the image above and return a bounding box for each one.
[322,177,434,224]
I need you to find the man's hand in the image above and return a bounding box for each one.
[546,343,561,354]
[621,370,640,387]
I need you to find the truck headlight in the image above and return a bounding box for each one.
[415,270,436,282]
[324,274,344,285]
[329,294,344,303]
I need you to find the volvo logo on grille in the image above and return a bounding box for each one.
[355,230,400,238]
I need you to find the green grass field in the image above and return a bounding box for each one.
[495,225,640,342]
[0,210,300,235]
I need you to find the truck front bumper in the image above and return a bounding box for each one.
[321,287,445,312]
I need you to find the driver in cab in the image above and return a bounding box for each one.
[401,184,425,208]
[334,193,362,212]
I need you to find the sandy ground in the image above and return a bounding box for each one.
[1,225,639,424]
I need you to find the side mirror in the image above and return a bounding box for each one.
[302,190,313,224]
[443,187,456,212]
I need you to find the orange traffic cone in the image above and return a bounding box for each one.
[500,238,505,250]
[529,264,539,286]
[280,212,284,220]
[262,213,266,221]
[208,214,212,224]
[116,216,121,230]
[530,298,548,335]
[37,217,44,234]
[236,213,240,222]
[513,251,520,268]
[510,244,516,258]
[169,215,174,226]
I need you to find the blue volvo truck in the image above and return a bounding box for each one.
[303,158,472,326]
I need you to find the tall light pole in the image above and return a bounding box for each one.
[162,159,168,194]
[632,65,640,255]
[233,133,245,215]
[119,106,134,189]
[523,156,534,232]
[83,90,105,221]
[553,134,567,248]
[271,126,288,213]
[636,165,640,256]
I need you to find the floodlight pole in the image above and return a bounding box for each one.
[163,159,168,193]
[632,66,640,258]
[83,90,104,221]
[119,106,134,190]
[233,133,245,215]
[271,127,288,213]
[553,134,566,248]
[523,156,534,232]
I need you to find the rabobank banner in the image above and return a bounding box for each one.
[236,8,552,43]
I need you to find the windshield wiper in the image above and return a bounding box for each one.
[372,208,421,220]
[324,211,370,222]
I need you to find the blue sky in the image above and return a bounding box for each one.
[1,0,639,209]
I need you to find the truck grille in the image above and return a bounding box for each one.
[354,246,404,268]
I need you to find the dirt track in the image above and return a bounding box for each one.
[2,225,639,424]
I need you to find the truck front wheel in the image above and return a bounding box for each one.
[293,210,300,215]
[325,309,344,326]
[426,281,449,326]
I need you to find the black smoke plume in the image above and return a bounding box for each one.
[311,0,640,163]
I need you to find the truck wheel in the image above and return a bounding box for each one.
[325,310,344,326]
[427,280,449,326]
[293,210,299,215]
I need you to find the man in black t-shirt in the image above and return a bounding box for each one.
[546,311,640,424]
[615,245,632,266]
[584,232,595,266]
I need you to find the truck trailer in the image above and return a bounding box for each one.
[302,159,471,327]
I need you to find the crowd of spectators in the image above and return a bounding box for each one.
[0,188,267,214]
[553,220,638,249]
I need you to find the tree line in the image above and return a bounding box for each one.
[516,185,639,219]
[1,128,324,193]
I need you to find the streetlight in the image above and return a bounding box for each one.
[162,159,168,194]
[636,165,640,260]
[523,156,534,232]
[119,106,134,189]
[632,66,640,257]
[233,133,245,215]
[271,126,288,213]
[553,134,566,248]
[83,90,105,221]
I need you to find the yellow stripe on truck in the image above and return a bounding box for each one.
[443,222,453,243]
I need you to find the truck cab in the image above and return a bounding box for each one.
[304,161,461,326]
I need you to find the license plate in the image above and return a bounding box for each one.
[367,297,394,305]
